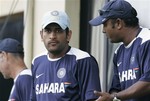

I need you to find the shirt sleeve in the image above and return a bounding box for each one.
[11,75,32,101]
[77,56,101,100]
[138,41,150,82]
[109,53,121,93]
[30,63,37,101]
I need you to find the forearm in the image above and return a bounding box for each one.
[113,81,150,100]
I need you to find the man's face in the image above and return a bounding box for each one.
[102,19,123,43]
[40,23,71,56]
[0,52,10,79]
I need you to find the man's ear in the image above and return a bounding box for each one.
[67,30,72,42]
[40,30,44,42]
[116,18,123,29]
[1,51,7,61]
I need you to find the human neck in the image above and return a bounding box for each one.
[11,65,27,79]
[123,26,140,46]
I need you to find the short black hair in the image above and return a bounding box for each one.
[65,27,69,35]
[110,17,139,28]
[11,52,24,59]
[122,17,139,27]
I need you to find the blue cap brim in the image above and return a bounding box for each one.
[89,16,108,26]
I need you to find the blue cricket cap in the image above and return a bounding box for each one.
[89,0,137,26]
[0,38,24,53]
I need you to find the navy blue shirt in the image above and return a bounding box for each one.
[110,28,150,101]
[31,47,101,101]
[9,69,32,101]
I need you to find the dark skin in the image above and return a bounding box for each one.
[40,23,72,59]
[103,18,139,46]
[94,18,150,101]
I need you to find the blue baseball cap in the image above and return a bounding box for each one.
[0,38,24,53]
[89,0,137,26]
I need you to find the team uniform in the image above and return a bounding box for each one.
[110,28,150,101]
[8,69,32,101]
[31,47,101,101]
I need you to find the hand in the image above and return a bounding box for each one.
[94,90,113,101]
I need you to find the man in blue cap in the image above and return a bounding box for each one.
[0,38,32,101]
[89,0,150,101]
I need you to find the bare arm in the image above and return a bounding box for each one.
[116,81,150,100]
[94,81,150,101]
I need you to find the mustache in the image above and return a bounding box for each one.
[48,40,59,44]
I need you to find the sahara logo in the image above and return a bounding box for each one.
[119,68,139,82]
